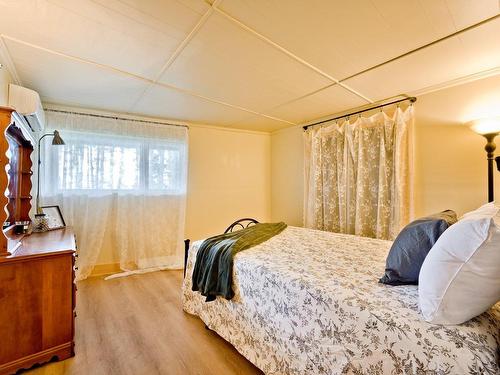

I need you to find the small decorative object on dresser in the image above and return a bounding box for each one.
[40,205,66,230]
[33,213,50,233]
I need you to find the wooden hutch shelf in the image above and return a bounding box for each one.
[5,120,33,225]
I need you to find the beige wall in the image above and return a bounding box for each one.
[185,125,271,240]
[94,124,272,267]
[413,74,500,216]
[271,74,500,225]
[271,125,304,226]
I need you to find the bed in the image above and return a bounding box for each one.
[182,226,500,374]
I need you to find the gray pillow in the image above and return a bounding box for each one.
[379,210,457,286]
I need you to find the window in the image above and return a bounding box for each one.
[148,144,184,191]
[46,130,187,195]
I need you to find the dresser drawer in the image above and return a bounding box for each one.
[0,228,76,374]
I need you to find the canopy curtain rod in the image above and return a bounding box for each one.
[302,96,416,131]
[44,109,189,129]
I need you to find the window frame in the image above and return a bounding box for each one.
[45,130,187,196]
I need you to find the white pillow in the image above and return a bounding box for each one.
[461,201,499,219]
[418,202,500,325]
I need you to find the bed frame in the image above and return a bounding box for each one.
[183,218,259,277]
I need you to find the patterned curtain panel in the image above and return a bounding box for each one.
[304,106,414,240]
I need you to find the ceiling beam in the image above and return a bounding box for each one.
[153,0,222,82]
[295,66,500,128]
[132,0,222,115]
[152,78,296,124]
[209,4,500,123]
[129,0,218,115]
[213,7,500,124]
[338,13,500,83]
[1,34,155,83]
[407,65,500,97]
[0,34,295,126]
[210,4,373,104]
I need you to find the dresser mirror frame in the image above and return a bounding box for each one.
[0,107,34,255]
[5,122,33,226]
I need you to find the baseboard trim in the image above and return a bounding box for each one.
[0,342,74,375]
[90,263,121,277]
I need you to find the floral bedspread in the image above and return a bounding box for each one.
[182,226,500,375]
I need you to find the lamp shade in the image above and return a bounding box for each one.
[467,116,500,136]
[52,130,65,145]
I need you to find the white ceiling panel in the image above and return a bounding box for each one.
[4,38,149,112]
[0,0,206,79]
[343,18,500,101]
[266,84,367,124]
[132,84,253,126]
[0,1,498,132]
[158,12,332,112]
[232,115,292,132]
[218,0,499,80]
[118,0,208,16]
[456,16,500,71]
[444,0,500,29]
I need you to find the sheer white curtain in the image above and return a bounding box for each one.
[304,106,414,240]
[42,111,188,280]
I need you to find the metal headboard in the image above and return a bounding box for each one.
[224,218,259,234]
[183,218,260,277]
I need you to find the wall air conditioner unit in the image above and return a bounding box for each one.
[8,84,45,133]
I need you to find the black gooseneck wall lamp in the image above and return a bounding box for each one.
[468,117,500,202]
[36,130,65,214]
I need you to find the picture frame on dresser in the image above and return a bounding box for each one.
[40,205,66,230]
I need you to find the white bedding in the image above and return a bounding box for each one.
[182,226,500,374]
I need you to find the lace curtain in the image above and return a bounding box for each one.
[304,106,414,240]
[42,111,188,280]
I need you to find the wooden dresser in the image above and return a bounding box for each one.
[0,228,77,375]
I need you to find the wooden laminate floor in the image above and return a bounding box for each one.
[25,270,262,375]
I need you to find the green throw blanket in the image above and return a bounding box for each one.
[192,222,287,302]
